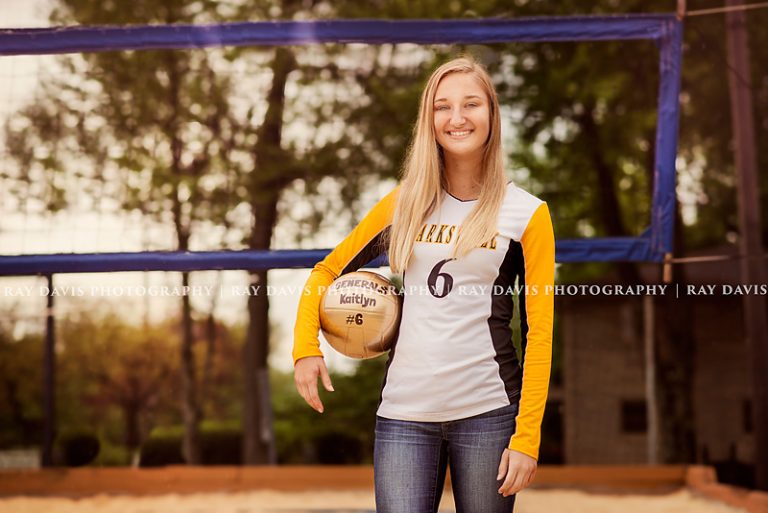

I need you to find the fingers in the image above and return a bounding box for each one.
[498,465,519,496]
[506,468,528,496]
[319,362,335,392]
[502,468,536,496]
[499,466,529,497]
[497,448,539,496]
[304,378,324,413]
[293,376,306,403]
[294,378,308,407]
[293,357,328,413]
[497,450,509,481]
[497,451,520,497]
[498,451,537,497]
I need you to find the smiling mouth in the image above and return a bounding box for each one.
[448,130,473,138]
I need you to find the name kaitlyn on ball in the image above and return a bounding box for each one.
[338,293,377,308]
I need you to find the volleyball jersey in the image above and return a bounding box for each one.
[293,182,555,460]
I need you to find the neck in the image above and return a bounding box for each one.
[443,152,483,200]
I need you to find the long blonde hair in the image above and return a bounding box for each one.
[388,56,507,273]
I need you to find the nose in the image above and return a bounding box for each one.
[450,107,465,127]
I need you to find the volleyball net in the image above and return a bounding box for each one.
[0,14,683,277]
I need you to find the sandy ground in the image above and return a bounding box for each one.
[0,488,746,513]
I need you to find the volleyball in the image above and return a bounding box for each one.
[319,271,402,359]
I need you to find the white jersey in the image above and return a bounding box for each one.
[294,181,555,460]
[378,183,549,420]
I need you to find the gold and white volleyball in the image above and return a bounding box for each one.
[319,271,402,359]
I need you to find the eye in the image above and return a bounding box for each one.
[434,105,449,111]
[466,102,479,108]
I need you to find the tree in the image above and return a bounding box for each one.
[6,0,244,464]
[57,311,178,458]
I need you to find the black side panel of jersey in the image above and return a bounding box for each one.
[514,240,530,367]
[377,311,401,408]
[377,268,403,408]
[341,226,391,275]
[489,240,523,401]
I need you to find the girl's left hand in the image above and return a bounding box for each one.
[496,448,537,497]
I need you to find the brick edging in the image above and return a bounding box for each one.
[0,465,686,497]
[686,466,768,513]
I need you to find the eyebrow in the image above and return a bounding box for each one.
[433,94,483,103]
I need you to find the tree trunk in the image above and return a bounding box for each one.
[242,47,295,465]
[179,271,202,464]
[243,196,279,464]
[165,47,202,465]
[124,400,141,454]
[577,105,641,285]
[202,297,218,416]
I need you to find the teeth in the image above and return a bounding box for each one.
[449,130,471,136]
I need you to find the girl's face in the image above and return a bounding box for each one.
[432,73,491,161]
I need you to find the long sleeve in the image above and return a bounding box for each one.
[508,201,555,460]
[292,186,400,365]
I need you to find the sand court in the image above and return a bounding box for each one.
[0,488,749,513]
[1,466,764,513]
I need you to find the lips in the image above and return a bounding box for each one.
[447,129,473,138]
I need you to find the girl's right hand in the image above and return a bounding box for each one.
[293,356,335,413]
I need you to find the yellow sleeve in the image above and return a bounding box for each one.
[292,186,400,365]
[508,202,555,460]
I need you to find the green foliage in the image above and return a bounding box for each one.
[200,424,243,465]
[496,0,768,261]
[0,304,248,464]
[0,325,44,448]
[94,441,133,467]
[55,311,181,434]
[55,428,100,467]
[139,428,185,467]
[140,421,243,466]
[496,5,664,251]
[678,5,768,249]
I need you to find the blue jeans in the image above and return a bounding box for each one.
[374,403,518,513]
